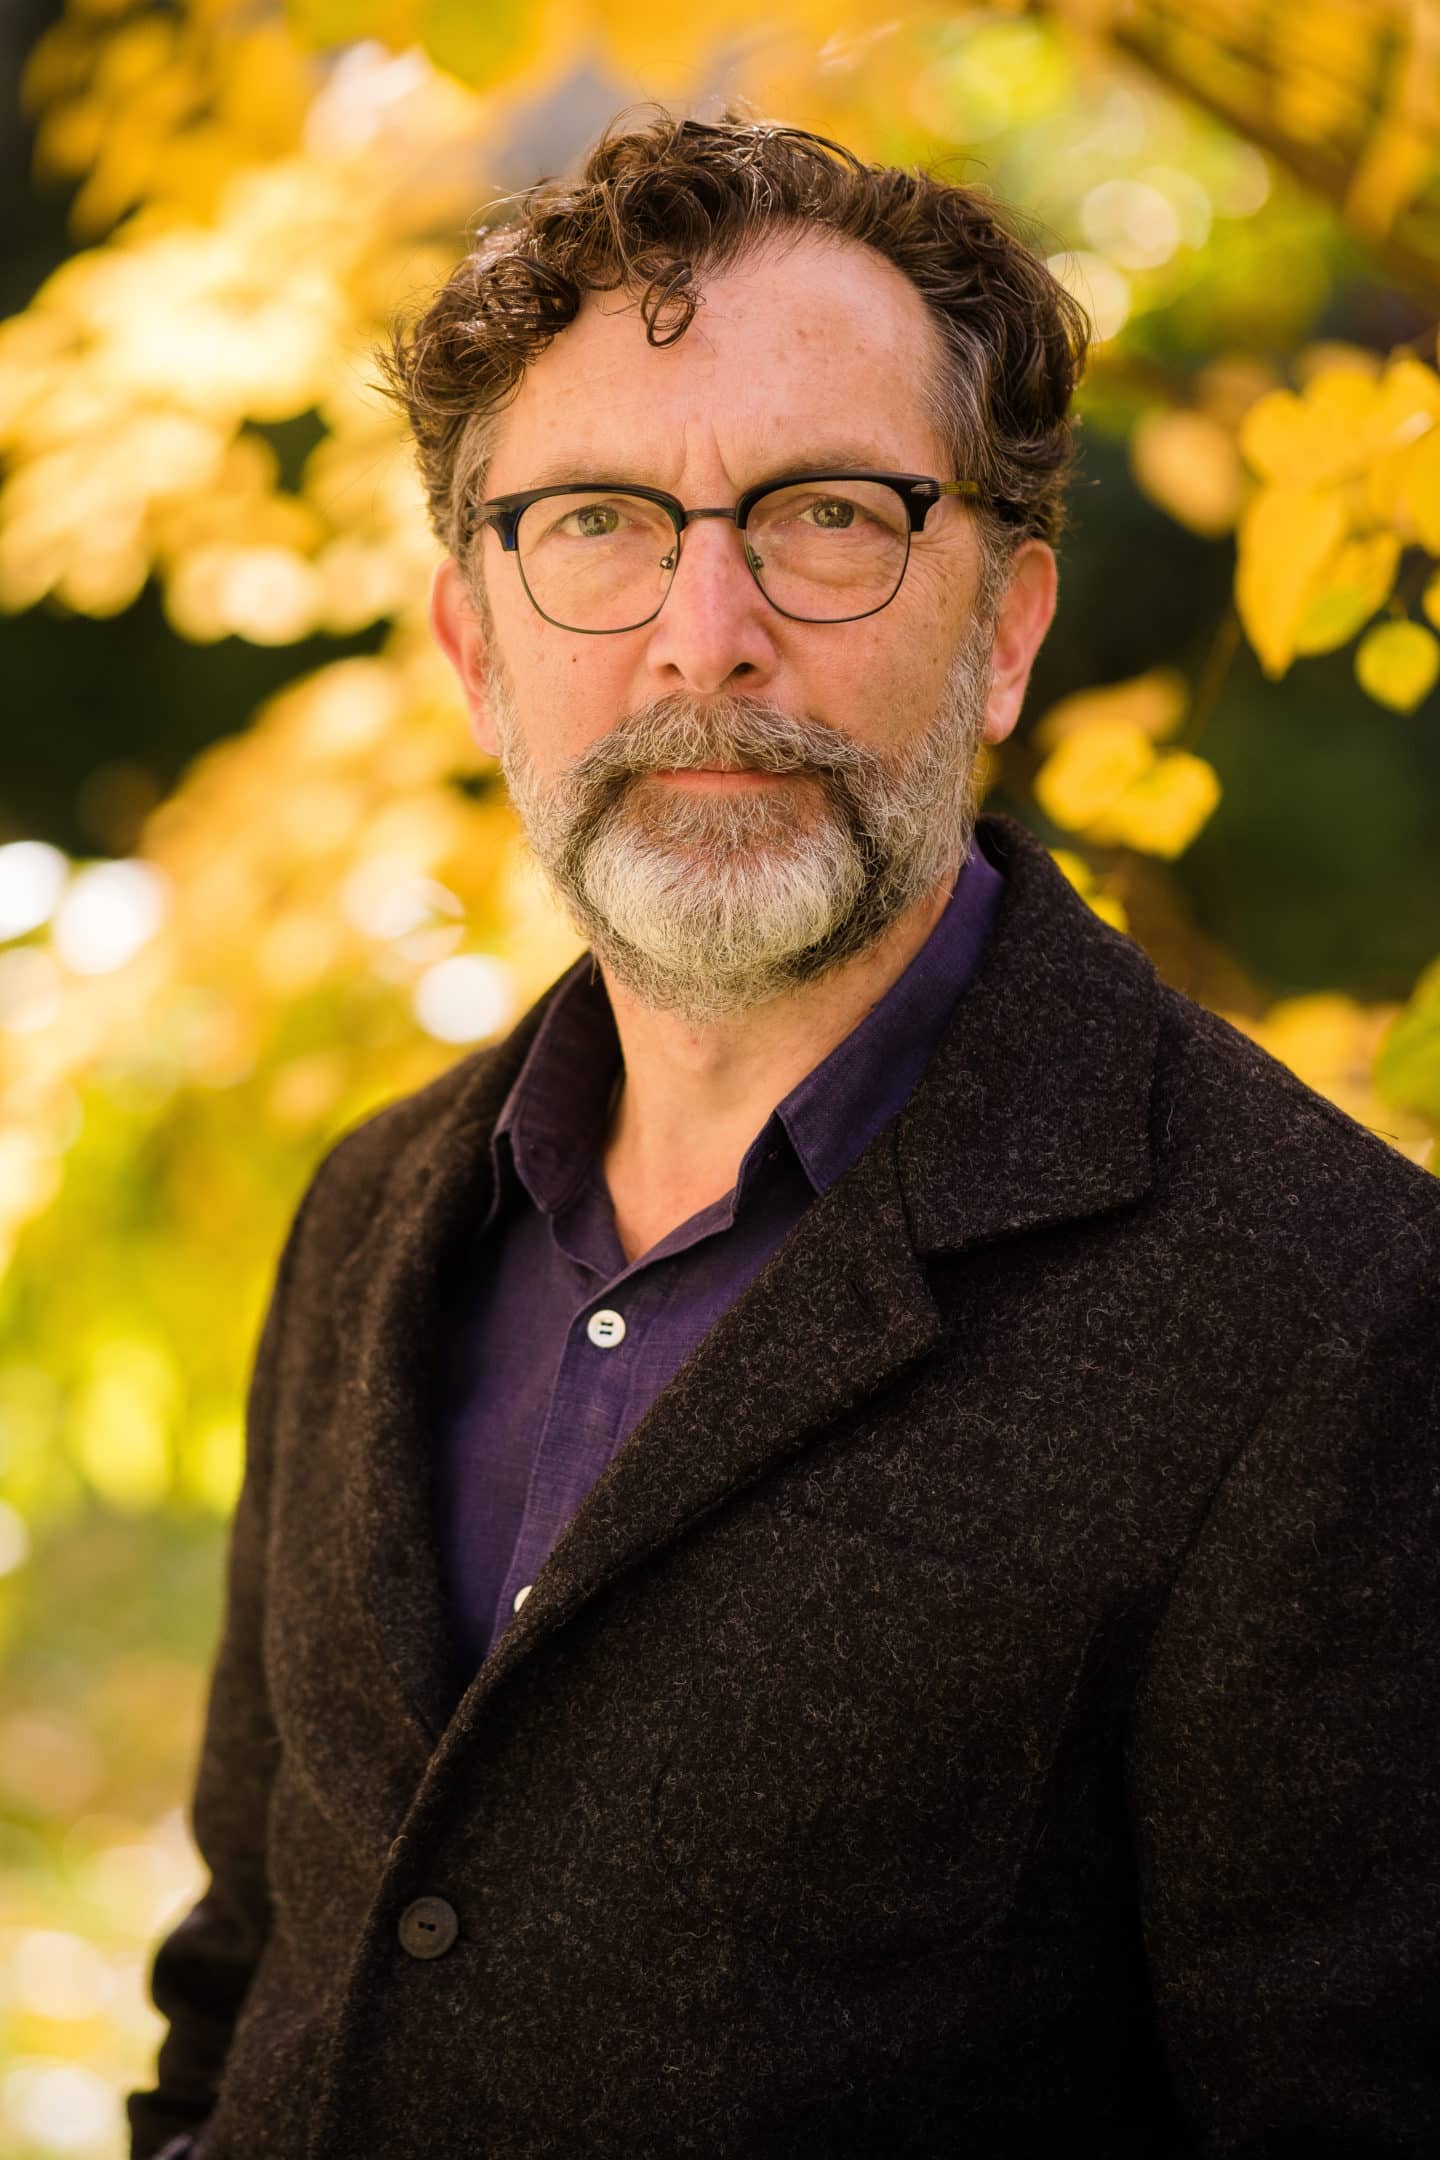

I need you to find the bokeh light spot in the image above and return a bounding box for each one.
[413,952,513,1042]
[52,859,169,975]
[0,841,68,940]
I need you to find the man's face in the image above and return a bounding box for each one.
[431,229,1057,1022]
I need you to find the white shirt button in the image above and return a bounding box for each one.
[586,1308,627,1349]
[513,1584,532,1613]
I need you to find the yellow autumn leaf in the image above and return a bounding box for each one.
[1365,435,1420,530]
[1305,365,1389,436]
[1238,380,1374,488]
[1046,849,1129,934]
[1403,423,1440,553]
[1129,407,1244,537]
[1247,992,1371,1094]
[1032,718,1155,833]
[1083,751,1222,858]
[1354,619,1440,711]
[1292,529,1401,654]
[1032,667,1188,752]
[1368,354,1440,446]
[1234,482,1347,677]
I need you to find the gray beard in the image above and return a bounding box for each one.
[487,617,995,1025]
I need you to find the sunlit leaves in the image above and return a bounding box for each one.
[1046,848,1128,934]
[1079,752,1222,856]
[1291,529,1401,654]
[1234,346,1440,693]
[1034,716,1154,828]
[1227,991,1437,1168]
[4,19,488,648]
[0,156,439,632]
[1031,669,1221,859]
[1241,382,1362,489]
[1353,617,1440,709]
[1128,406,1246,536]
[24,6,311,236]
[1234,482,1348,677]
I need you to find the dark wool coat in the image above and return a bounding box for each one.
[129,810,1440,2160]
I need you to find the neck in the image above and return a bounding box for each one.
[597,850,963,1257]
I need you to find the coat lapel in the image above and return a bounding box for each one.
[472,1117,945,1713]
[331,811,1162,1761]
[332,991,557,1755]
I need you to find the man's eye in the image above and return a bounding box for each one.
[568,504,622,538]
[804,498,859,531]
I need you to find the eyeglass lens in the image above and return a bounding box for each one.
[512,480,913,631]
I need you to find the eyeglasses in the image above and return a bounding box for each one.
[460,470,983,634]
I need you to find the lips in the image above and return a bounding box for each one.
[648,767,792,781]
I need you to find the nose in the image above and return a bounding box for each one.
[641,513,781,695]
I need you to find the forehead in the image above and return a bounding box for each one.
[485,230,950,488]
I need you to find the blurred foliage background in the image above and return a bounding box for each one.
[2,1,1440,2152]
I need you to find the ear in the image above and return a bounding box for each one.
[430,555,500,758]
[982,540,1058,747]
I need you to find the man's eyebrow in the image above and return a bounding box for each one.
[493,449,914,497]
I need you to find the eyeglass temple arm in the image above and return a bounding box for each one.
[908,479,983,529]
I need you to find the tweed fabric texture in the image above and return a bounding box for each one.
[128,810,1440,2159]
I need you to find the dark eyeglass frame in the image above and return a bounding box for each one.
[459,469,985,632]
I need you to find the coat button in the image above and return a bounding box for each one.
[398,1895,458,1959]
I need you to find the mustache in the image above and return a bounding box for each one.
[559,694,878,792]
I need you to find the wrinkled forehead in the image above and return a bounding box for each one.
[482,230,952,494]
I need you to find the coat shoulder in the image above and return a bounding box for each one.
[1150,975,1440,1268]
[275,973,562,1280]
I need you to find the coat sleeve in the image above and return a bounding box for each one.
[126,1172,323,2160]
[1126,1231,1440,2156]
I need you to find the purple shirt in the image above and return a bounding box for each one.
[431,835,1005,1691]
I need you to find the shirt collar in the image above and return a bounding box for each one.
[489,832,1004,1222]
[491,953,622,1219]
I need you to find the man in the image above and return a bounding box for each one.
[130,113,1440,2159]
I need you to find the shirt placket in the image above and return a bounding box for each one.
[492,1197,678,1636]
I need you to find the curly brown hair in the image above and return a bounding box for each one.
[377,107,1093,619]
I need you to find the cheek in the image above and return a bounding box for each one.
[813,599,958,724]
[895,544,971,644]
[497,628,640,773]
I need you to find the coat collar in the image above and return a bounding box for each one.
[896,810,1159,1253]
[330,811,1161,1773]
